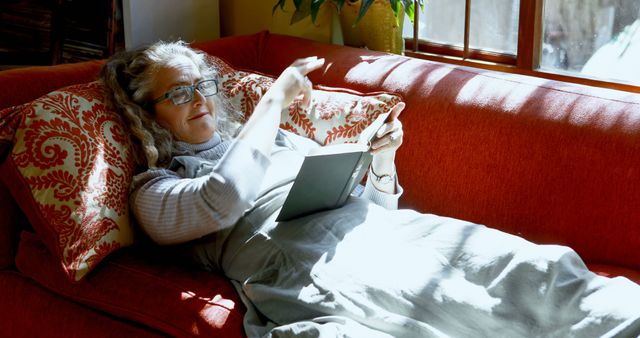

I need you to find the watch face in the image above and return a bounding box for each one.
[377,174,393,185]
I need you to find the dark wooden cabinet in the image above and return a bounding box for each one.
[0,0,58,65]
[0,0,123,66]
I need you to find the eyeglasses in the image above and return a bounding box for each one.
[151,79,218,105]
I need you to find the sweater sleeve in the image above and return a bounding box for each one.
[131,140,270,245]
[360,174,403,210]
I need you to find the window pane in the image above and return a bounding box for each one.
[469,0,519,55]
[541,0,640,86]
[403,0,465,48]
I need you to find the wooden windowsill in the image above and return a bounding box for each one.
[405,50,640,94]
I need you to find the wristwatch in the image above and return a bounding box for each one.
[369,167,394,185]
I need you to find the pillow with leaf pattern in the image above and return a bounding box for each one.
[0,81,135,282]
[207,55,403,145]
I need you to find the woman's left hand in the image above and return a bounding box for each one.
[369,102,405,193]
[370,102,405,156]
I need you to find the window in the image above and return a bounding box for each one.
[403,0,640,92]
[541,0,640,87]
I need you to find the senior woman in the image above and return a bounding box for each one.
[100,41,640,338]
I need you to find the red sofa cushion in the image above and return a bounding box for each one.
[15,231,245,337]
[0,271,161,337]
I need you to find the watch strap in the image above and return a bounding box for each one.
[369,166,395,185]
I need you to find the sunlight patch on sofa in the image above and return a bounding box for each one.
[344,55,408,87]
[454,76,538,115]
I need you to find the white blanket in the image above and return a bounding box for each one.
[219,197,640,338]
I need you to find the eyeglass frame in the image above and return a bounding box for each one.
[150,79,219,106]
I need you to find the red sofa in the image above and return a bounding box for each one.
[1,31,639,337]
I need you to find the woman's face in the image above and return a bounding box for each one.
[151,55,217,144]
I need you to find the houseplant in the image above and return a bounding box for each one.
[273,0,424,54]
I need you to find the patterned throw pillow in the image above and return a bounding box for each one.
[0,81,135,281]
[207,56,403,145]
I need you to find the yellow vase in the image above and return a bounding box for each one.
[338,0,405,55]
[338,1,366,48]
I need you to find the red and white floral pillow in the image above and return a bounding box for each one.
[207,56,403,145]
[0,81,135,281]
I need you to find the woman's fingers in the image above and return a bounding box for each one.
[370,119,403,154]
[287,57,324,109]
[291,56,325,75]
[290,56,319,66]
[299,74,313,108]
[375,103,405,137]
[290,57,324,101]
[389,102,405,120]
[370,103,405,154]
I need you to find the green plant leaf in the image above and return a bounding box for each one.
[275,0,425,26]
[401,0,414,24]
[389,0,400,14]
[291,0,313,24]
[272,0,286,15]
[401,0,425,24]
[355,0,375,23]
[310,0,325,23]
[389,0,401,25]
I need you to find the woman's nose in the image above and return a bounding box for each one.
[192,88,206,105]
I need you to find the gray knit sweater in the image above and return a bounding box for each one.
[131,130,402,245]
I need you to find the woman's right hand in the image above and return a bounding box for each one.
[236,56,324,156]
[267,56,325,110]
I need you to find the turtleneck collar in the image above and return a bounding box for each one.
[174,132,222,154]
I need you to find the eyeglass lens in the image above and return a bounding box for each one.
[171,80,217,105]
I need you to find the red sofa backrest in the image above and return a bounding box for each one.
[0,60,105,109]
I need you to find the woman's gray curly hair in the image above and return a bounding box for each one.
[99,40,243,169]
